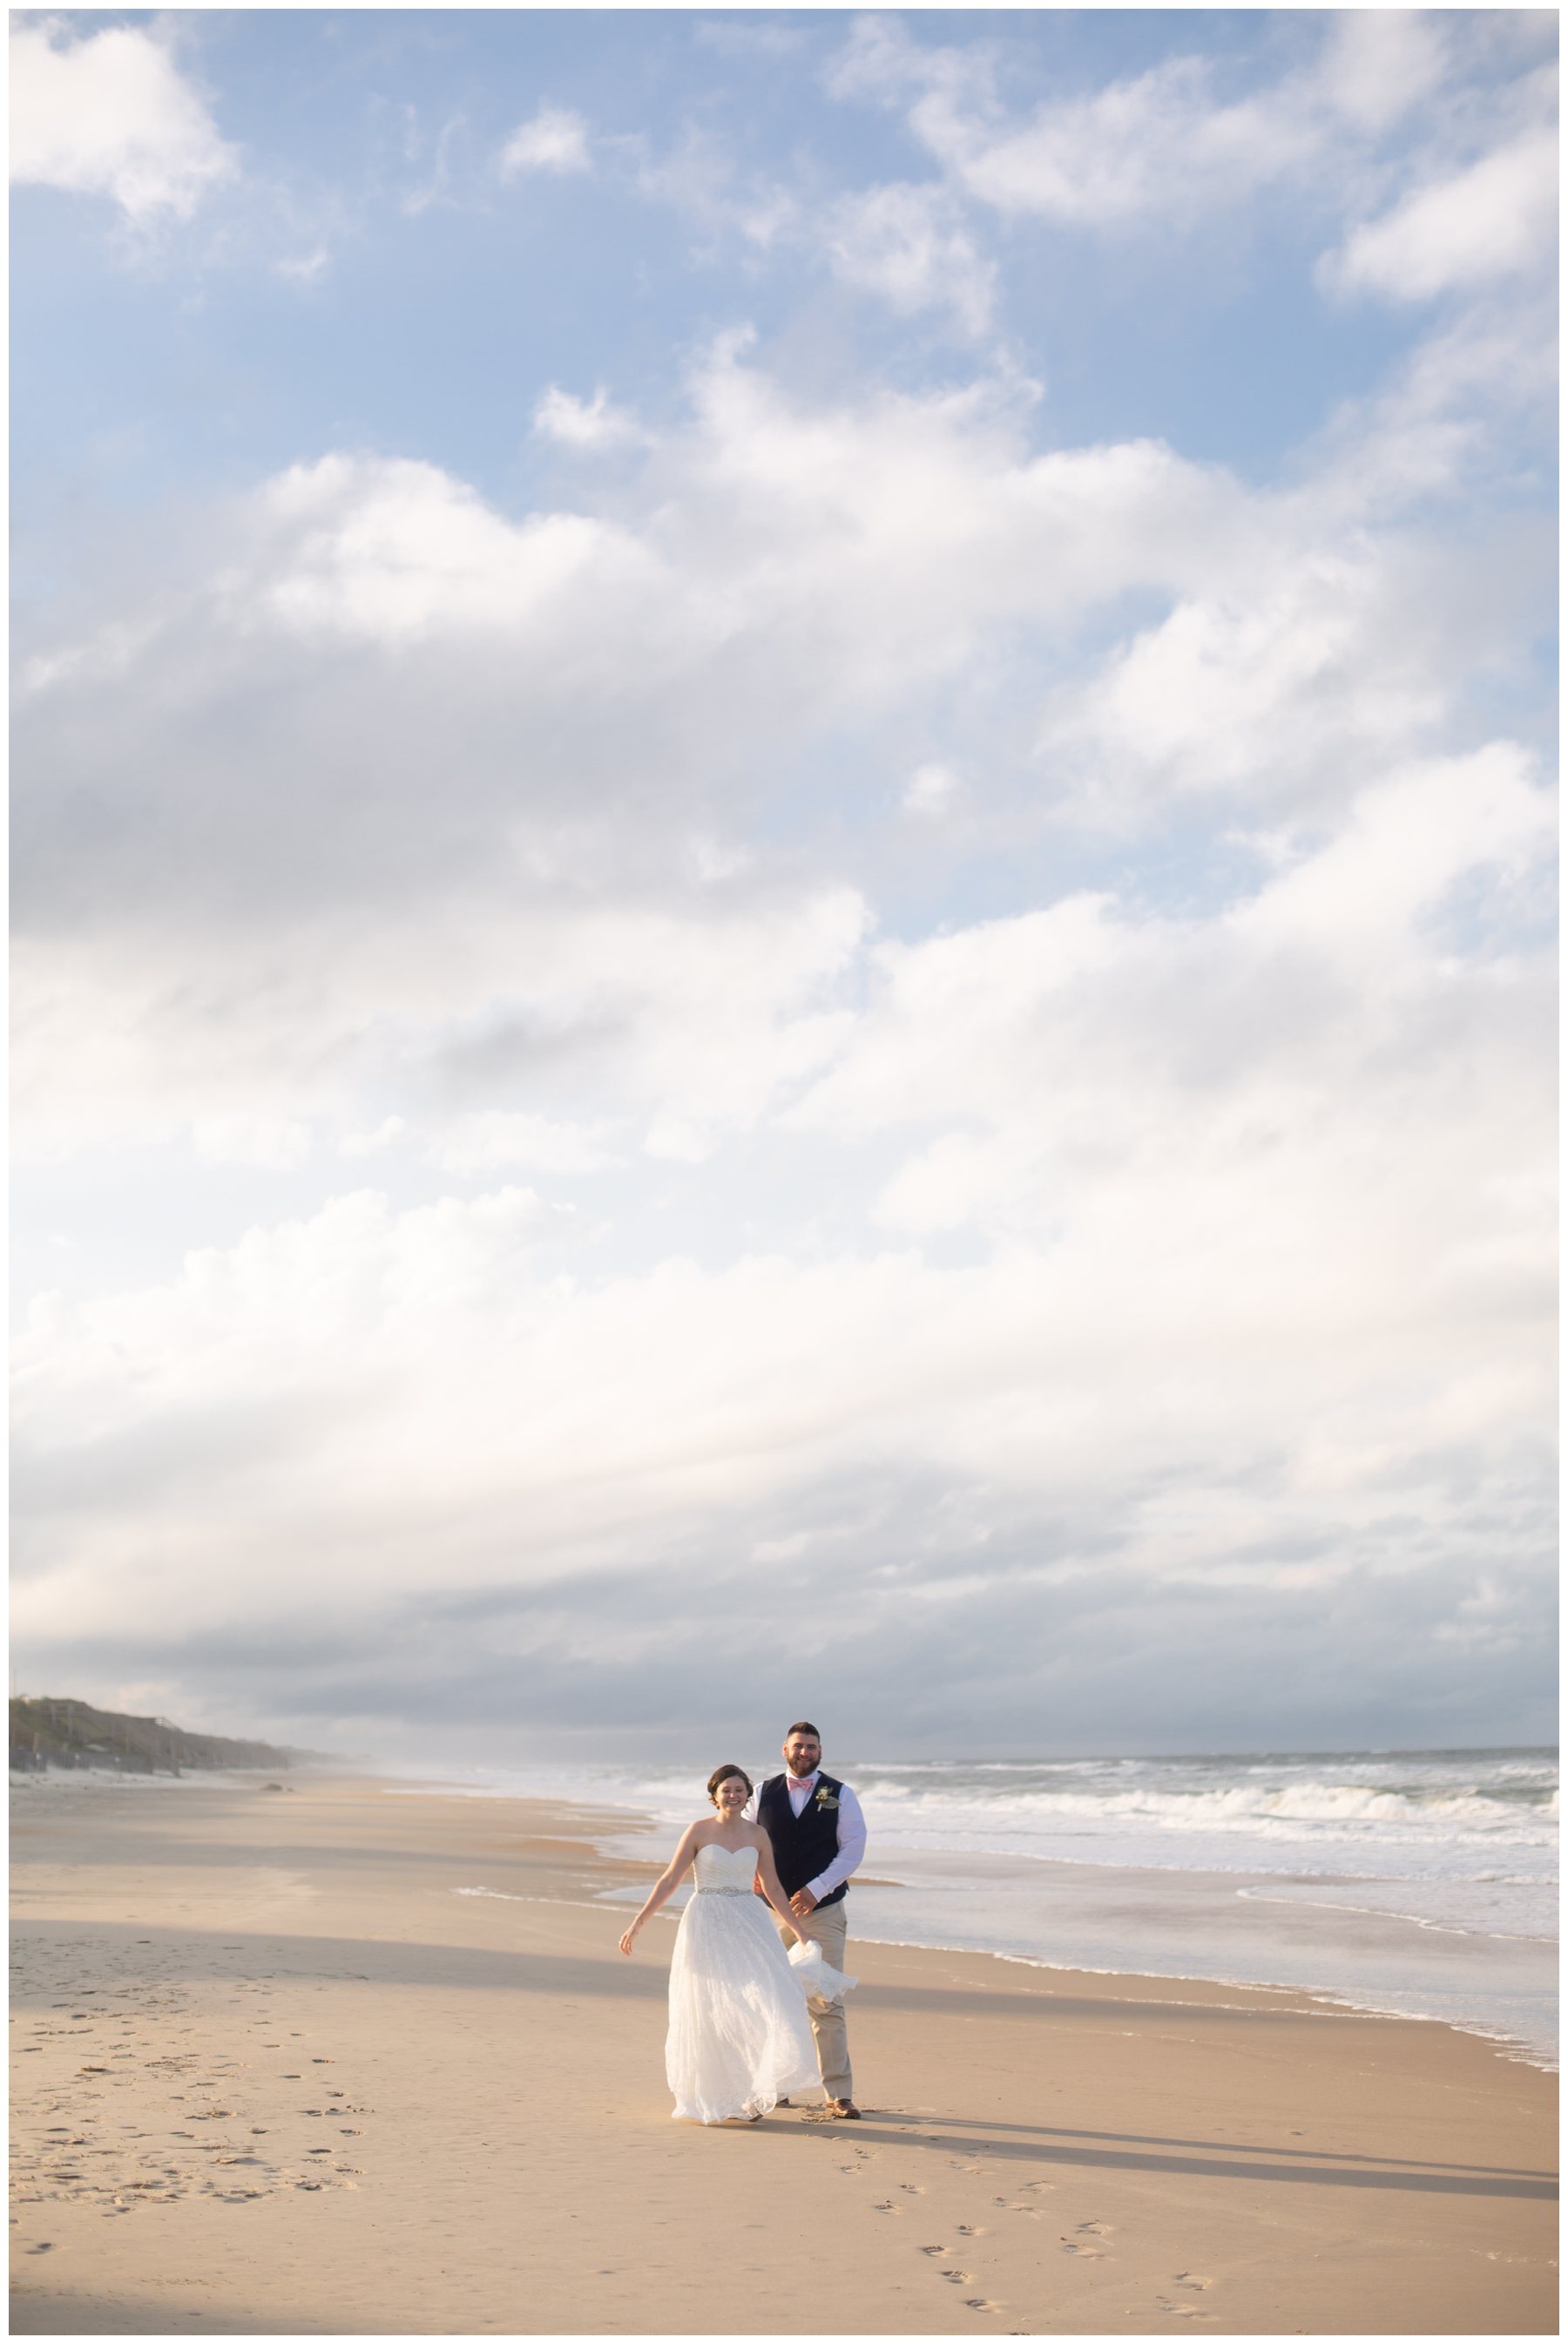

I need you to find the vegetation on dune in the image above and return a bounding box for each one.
[9,1696,325,1775]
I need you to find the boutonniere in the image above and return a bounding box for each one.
[814,1789,839,1810]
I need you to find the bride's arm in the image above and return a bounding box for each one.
[752,1830,805,1945]
[619,1826,700,1954]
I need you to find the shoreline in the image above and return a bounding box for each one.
[11,1770,1558,2334]
[19,1761,1558,2071]
[372,1765,1561,2073]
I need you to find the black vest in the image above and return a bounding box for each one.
[756,1772,849,1908]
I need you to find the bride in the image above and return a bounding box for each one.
[618,1762,855,2124]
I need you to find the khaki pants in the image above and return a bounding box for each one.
[779,1899,853,2102]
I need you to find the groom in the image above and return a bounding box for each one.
[752,1720,867,2118]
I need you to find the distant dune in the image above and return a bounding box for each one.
[8,1695,327,1776]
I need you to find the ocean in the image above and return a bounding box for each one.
[389,1745,1558,2068]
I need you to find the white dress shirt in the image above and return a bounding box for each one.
[748,1770,868,1905]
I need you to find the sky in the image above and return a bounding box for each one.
[10,8,1558,1766]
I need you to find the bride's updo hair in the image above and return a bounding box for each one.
[707,1763,753,1805]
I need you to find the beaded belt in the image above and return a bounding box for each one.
[696,1886,750,1896]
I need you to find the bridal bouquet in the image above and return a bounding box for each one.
[787,1938,858,2002]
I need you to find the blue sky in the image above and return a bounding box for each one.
[10,15,1462,520]
[10,10,1558,1760]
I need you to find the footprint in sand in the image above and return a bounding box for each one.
[920,2246,948,2257]
[1172,2274,1213,2294]
[964,2300,1003,2315]
[898,2181,923,2195]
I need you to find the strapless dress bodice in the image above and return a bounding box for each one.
[693,1842,759,1894]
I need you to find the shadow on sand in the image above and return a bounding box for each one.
[13,1915,1557,2208]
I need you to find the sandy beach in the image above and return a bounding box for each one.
[10,1772,1557,2336]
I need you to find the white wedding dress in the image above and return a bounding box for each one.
[665,1842,855,2124]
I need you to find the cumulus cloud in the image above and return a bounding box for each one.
[12,329,1546,1176]
[826,17,1322,231]
[16,715,1553,1742]
[825,6,1555,336]
[247,452,665,645]
[928,58,1312,228]
[10,19,238,222]
[1322,125,1558,303]
[426,1113,620,1177]
[823,182,995,335]
[533,384,645,448]
[1030,536,1527,815]
[12,168,1554,1757]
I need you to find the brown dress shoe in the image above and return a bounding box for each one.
[829,2098,862,2118]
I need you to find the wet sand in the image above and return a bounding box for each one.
[10,1772,1557,2334]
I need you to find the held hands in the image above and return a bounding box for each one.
[788,1887,819,1918]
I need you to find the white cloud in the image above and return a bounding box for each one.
[825,6,1554,345]
[1314,10,1450,134]
[275,247,330,287]
[16,731,1552,1667]
[827,20,1325,233]
[247,453,666,646]
[1230,743,1551,965]
[930,56,1315,228]
[499,105,591,179]
[823,182,995,335]
[426,1112,618,1177]
[10,20,238,222]
[339,1117,407,1159]
[902,763,963,817]
[1033,547,1463,813]
[9,12,1555,1753]
[780,763,1554,1504]
[533,385,645,449]
[686,835,754,884]
[643,1114,715,1165]
[193,1116,313,1173]
[1323,125,1559,303]
[12,330,1544,1181]
[633,126,801,254]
